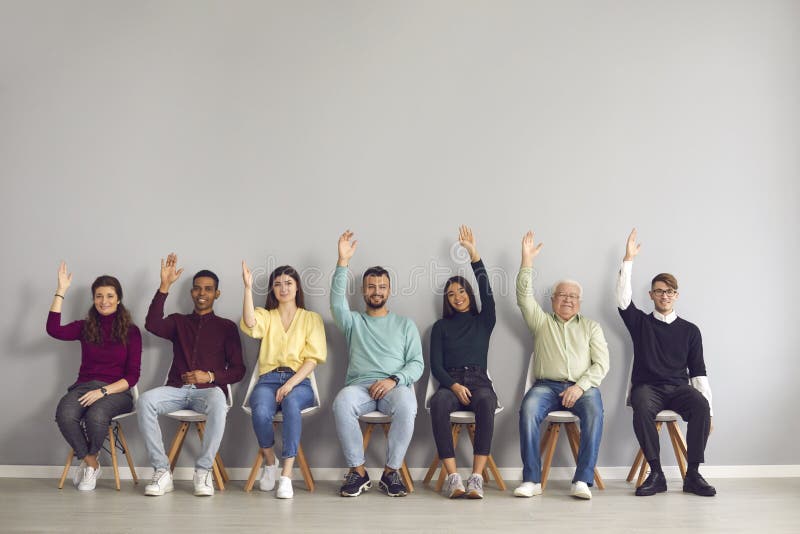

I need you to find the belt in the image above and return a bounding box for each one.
[272,367,294,373]
[446,365,485,372]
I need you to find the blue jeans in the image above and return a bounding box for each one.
[519,380,604,485]
[137,385,228,471]
[250,370,314,458]
[332,383,417,470]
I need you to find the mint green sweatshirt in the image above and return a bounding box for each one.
[330,266,424,386]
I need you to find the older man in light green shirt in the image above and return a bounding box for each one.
[513,231,610,501]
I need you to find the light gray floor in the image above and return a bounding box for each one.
[1,477,798,533]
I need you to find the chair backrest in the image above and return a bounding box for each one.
[425,369,503,411]
[241,364,321,411]
[524,352,536,394]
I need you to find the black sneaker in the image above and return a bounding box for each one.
[683,472,716,497]
[340,470,371,497]
[379,470,408,497]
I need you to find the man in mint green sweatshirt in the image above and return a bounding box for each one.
[330,230,424,498]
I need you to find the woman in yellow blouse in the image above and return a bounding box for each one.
[240,262,327,498]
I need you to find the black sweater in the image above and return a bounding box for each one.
[619,301,706,386]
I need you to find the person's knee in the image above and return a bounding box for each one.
[137,390,159,413]
[84,409,110,430]
[332,389,358,419]
[391,394,417,422]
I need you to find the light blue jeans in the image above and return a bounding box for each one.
[332,382,417,470]
[250,370,314,458]
[519,380,604,485]
[137,385,228,471]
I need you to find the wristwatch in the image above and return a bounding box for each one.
[100,387,108,397]
[389,375,400,385]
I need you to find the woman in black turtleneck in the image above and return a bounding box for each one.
[429,225,498,499]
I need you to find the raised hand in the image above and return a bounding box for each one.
[624,228,641,261]
[337,230,358,266]
[57,261,73,294]
[242,260,253,289]
[458,225,480,262]
[520,231,544,267]
[159,253,184,292]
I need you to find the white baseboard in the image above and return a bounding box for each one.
[2,464,799,481]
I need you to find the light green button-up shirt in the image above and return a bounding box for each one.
[516,267,610,391]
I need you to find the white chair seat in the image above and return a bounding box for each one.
[358,410,393,424]
[448,405,504,424]
[655,409,681,422]
[545,410,580,423]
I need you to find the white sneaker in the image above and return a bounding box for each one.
[77,464,101,491]
[193,469,214,496]
[571,481,592,500]
[259,459,279,492]
[276,476,293,499]
[513,481,543,497]
[144,468,174,496]
[72,460,87,487]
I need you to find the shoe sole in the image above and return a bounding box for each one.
[145,484,174,496]
[448,489,465,499]
[194,490,214,496]
[340,481,371,497]
[635,486,667,497]
[513,490,540,497]
[572,492,592,500]
[466,491,483,499]
[378,481,407,497]
[683,488,716,497]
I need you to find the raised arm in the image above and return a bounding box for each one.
[460,225,495,324]
[617,228,640,310]
[46,261,82,340]
[145,253,183,337]
[241,260,257,329]
[330,230,357,333]
[516,231,546,331]
[50,261,72,313]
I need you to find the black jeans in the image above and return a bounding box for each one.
[430,367,498,458]
[55,381,133,459]
[631,383,711,464]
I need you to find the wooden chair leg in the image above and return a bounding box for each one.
[627,448,645,483]
[244,449,264,492]
[108,425,121,491]
[540,423,560,490]
[296,442,315,492]
[167,422,190,472]
[485,454,506,491]
[436,423,461,491]
[362,423,375,451]
[666,421,688,479]
[215,453,230,483]
[116,424,138,484]
[423,454,441,485]
[58,450,75,489]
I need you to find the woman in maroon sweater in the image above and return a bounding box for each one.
[47,262,141,491]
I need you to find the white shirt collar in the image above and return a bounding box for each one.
[653,310,677,324]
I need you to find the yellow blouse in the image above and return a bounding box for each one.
[240,307,327,376]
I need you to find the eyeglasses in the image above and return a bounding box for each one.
[652,288,677,297]
[554,292,580,301]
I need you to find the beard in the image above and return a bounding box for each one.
[365,296,387,309]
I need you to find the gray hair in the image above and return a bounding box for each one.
[551,279,583,300]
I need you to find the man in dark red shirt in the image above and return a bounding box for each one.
[137,253,245,497]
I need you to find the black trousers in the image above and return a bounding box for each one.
[630,383,711,464]
[430,367,497,458]
[55,381,133,459]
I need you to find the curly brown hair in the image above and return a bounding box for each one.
[82,275,134,345]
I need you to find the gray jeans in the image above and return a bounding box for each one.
[55,381,133,459]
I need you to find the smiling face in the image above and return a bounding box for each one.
[272,274,298,306]
[446,281,471,313]
[649,281,678,315]
[363,274,390,310]
[93,286,120,316]
[191,276,220,315]
[551,282,581,321]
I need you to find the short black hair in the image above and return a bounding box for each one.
[362,266,390,286]
[193,269,220,290]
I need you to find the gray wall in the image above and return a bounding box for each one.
[1,1,798,470]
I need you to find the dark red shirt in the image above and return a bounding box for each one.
[47,311,142,387]
[145,291,245,392]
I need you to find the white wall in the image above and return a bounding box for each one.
[1,1,798,471]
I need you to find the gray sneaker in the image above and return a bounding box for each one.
[465,474,484,499]
[443,473,465,499]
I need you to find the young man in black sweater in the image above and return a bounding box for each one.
[616,229,716,497]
